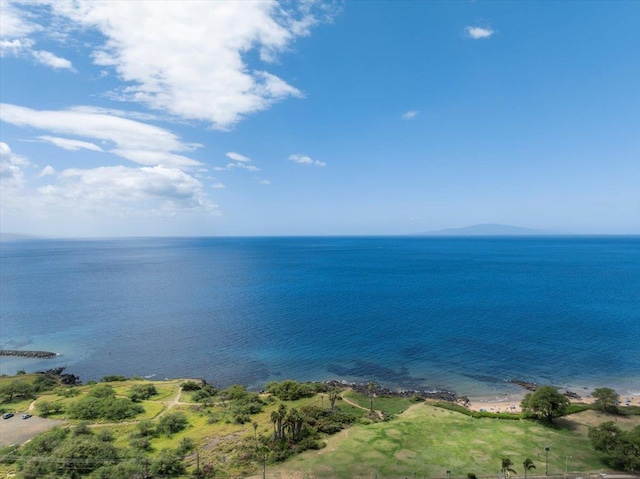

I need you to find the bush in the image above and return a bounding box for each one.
[36,400,64,417]
[100,375,127,382]
[33,374,57,392]
[157,412,189,435]
[266,380,315,401]
[150,449,185,477]
[128,384,158,402]
[87,384,115,398]
[67,395,143,421]
[181,380,202,391]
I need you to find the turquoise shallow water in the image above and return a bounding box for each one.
[1,236,639,396]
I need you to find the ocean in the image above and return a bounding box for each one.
[1,236,638,398]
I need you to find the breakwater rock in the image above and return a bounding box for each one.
[508,379,538,391]
[0,349,57,359]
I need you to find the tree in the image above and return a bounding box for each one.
[521,386,569,422]
[253,421,259,449]
[589,422,640,472]
[367,381,376,413]
[523,458,536,479]
[592,388,620,414]
[328,387,340,410]
[271,404,287,440]
[501,458,517,478]
[284,407,304,442]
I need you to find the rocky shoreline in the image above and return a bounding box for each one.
[0,349,58,359]
[323,380,462,403]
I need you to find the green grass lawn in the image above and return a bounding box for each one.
[343,390,417,415]
[272,404,614,479]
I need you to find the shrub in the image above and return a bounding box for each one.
[100,375,127,382]
[128,384,158,402]
[266,380,315,401]
[157,412,189,435]
[180,380,202,391]
[67,395,143,421]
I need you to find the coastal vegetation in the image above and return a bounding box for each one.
[1,372,639,478]
[520,386,570,423]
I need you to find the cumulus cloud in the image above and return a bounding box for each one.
[211,182,226,189]
[402,110,418,120]
[226,151,252,162]
[466,26,494,40]
[25,1,335,129]
[38,165,218,216]
[1,103,201,168]
[0,141,30,189]
[288,154,326,167]
[259,179,271,185]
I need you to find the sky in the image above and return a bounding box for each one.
[0,0,638,237]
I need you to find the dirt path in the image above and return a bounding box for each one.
[156,386,184,418]
[340,390,384,419]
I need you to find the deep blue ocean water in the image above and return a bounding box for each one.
[1,236,638,397]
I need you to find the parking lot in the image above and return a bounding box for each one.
[0,413,65,446]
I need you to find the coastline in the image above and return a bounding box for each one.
[465,389,640,414]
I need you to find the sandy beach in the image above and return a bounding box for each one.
[465,390,640,414]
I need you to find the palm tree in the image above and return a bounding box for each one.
[284,407,303,441]
[252,421,259,450]
[270,410,279,439]
[501,458,517,478]
[367,381,376,413]
[523,458,536,479]
[328,386,340,410]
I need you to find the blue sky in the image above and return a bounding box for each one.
[1,0,638,236]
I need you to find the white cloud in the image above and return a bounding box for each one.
[0,2,74,70]
[39,165,56,177]
[38,165,218,216]
[402,110,418,120]
[33,1,333,129]
[288,153,326,167]
[111,149,202,168]
[38,136,103,152]
[226,151,252,162]
[1,103,201,168]
[31,49,75,70]
[259,179,271,185]
[227,162,260,172]
[0,141,30,189]
[0,2,38,39]
[211,182,226,189]
[466,26,494,40]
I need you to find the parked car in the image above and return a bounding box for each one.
[2,412,14,419]
[22,414,32,419]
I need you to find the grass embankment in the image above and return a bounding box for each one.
[273,402,640,479]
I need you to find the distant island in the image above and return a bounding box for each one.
[415,223,554,236]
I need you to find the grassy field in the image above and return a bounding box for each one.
[269,403,635,479]
[2,374,637,479]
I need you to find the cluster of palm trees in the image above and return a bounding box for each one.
[501,458,536,478]
[270,404,305,442]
